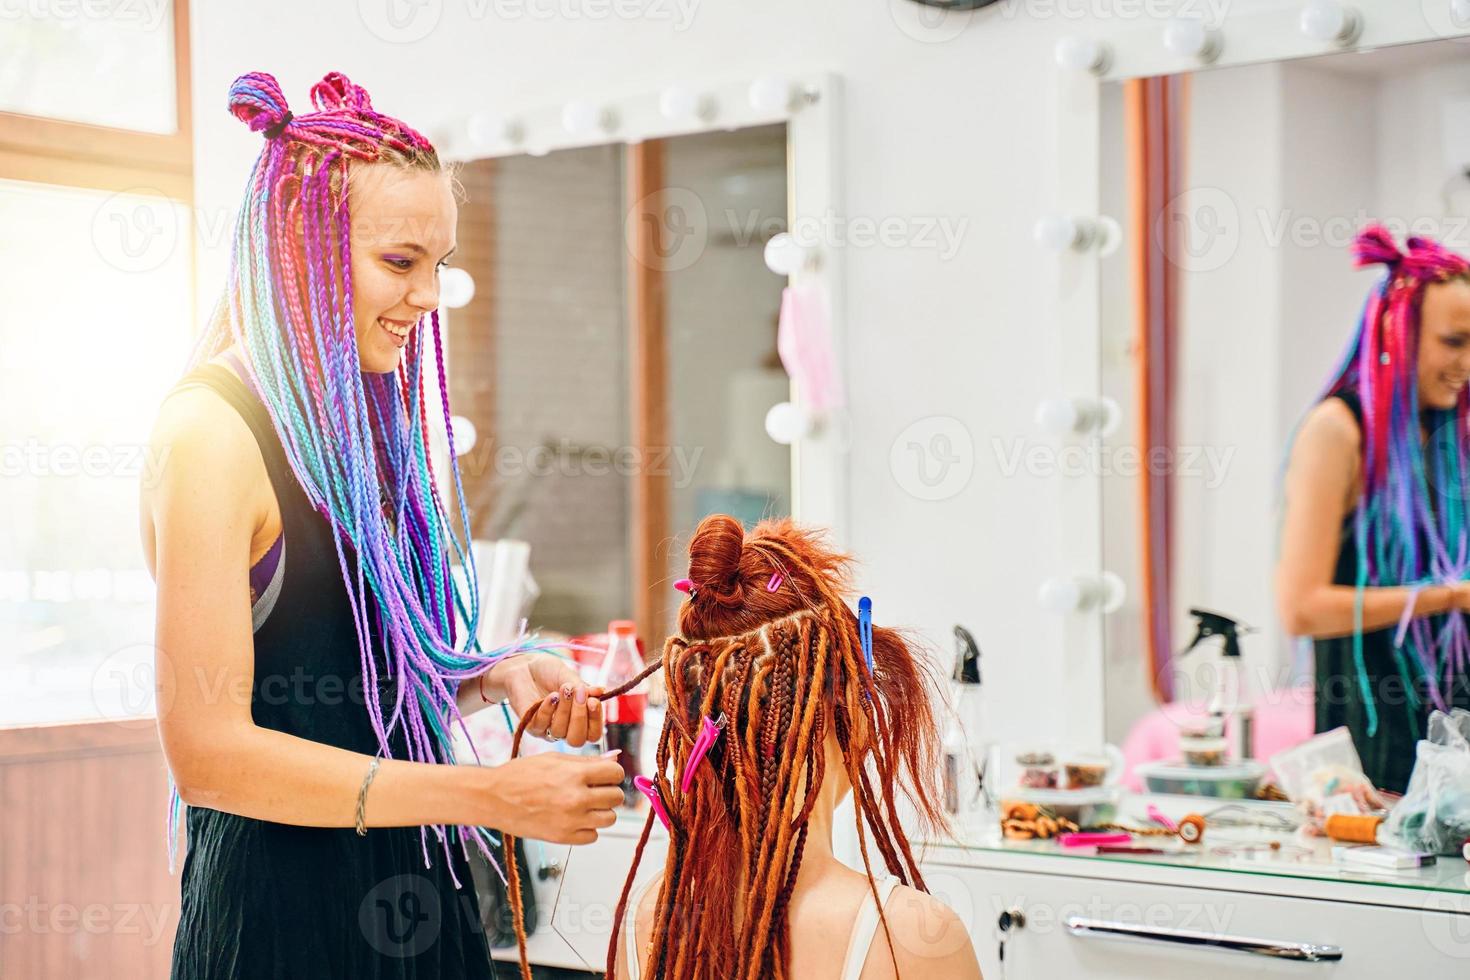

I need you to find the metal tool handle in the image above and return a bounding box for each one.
[1065,916,1343,962]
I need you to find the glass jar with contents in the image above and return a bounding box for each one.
[1016,751,1059,789]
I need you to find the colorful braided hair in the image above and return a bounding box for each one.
[499,514,947,980]
[167,71,546,880]
[1311,223,1470,737]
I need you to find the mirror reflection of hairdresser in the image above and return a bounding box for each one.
[1277,225,1470,792]
[140,71,624,977]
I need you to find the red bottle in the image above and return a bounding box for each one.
[597,620,647,805]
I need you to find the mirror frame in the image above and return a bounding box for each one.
[1046,2,1470,741]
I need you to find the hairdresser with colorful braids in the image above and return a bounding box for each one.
[139,72,624,977]
[1277,224,1470,793]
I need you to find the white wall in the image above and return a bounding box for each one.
[189,0,1074,743]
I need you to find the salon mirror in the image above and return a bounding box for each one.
[446,124,792,643]
[1098,37,1470,793]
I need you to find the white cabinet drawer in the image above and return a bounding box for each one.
[920,862,1469,980]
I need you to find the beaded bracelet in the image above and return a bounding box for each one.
[355,756,381,837]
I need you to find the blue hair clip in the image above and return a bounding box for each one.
[858,596,874,674]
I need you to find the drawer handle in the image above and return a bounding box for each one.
[1065,916,1343,962]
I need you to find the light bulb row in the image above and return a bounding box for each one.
[1054,0,1423,76]
[462,75,813,153]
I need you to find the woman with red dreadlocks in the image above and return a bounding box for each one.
[502,514,983,980]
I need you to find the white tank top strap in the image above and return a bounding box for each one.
[840,875,902,980]
[623,877,657,980]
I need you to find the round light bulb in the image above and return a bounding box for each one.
[466,112,523,149]
[1054,36,1111,74]
[763,233,811,276]
[659,85,715,123]
[1036,398,1081,434]
[449,415,478,454]
[439,267,476,309]
[1033,214,1080,251]
[562,100,613,136]
[1300,1,1361,45]
[748,76,795,115]
[1164,17,1221,61]
[1038,577,1084,614]
[764,401,812,445]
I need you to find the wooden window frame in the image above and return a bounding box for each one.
[0,0,192,201]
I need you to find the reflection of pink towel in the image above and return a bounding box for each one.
[1120,688,1315,791]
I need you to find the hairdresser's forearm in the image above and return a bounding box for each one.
[176,723,492,829]
[1287,584,1456,638]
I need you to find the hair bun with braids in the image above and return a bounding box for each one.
[227,71,293,137]
[1351,223,1406,270]
[310,71,374,112]
[686,513,746,608]
[1353,222,1470,283]
[225,69,435,158]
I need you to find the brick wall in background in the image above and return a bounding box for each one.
[447,158,498,542]
[449,147,632,636]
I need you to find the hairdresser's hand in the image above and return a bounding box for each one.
[483,753,625,844]
[488,653,604,747]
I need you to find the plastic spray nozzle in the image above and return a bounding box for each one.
[952,625,982,684]
[1182,608,1254,660]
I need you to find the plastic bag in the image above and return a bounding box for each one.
[1383,708,1470,855]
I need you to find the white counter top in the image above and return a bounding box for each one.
[919,793,1470,914]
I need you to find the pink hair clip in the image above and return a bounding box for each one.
[679,713,727,794]
[673,578,694,594]
[766,573,783,593]
[633,775,671,830]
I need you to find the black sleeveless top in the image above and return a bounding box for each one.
[167,362,495,979]
[1314,389,1470,793]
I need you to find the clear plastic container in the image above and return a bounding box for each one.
[1016,751,1059,789]
[1180,734,1230,768]
[1268,726,1366,802]
[1063,751,1113,788]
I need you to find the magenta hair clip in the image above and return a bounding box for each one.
[766,573,783,593]
[633,775,671,830]
[1058,831,1132,848]
[679,713,727,794]
[673,578,694,594]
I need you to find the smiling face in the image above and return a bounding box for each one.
[1417,278,1470,410]
[347,163,458,374]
